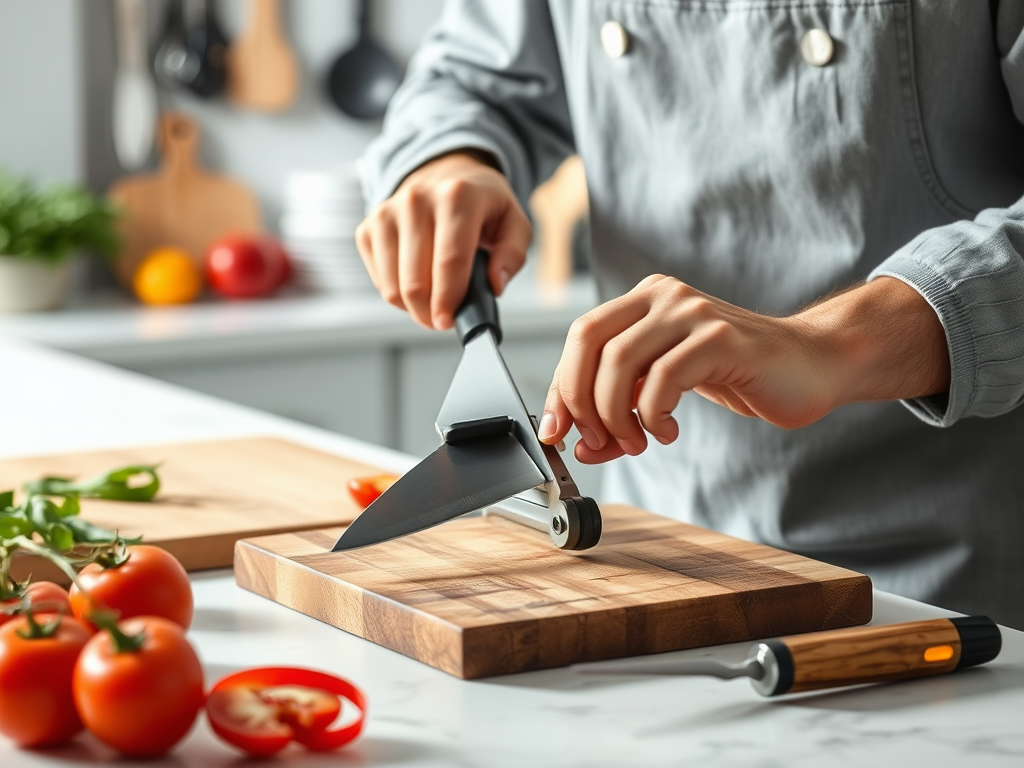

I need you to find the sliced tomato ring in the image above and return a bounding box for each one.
[347,474,399,509]
[207,667,366,755]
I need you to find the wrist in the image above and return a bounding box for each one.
[790,277,951,408]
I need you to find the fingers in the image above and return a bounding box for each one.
[431,181,483,330]
[542,295,652,451]
[357,211,401,309]
[484,206,531,297]
[396,190,435,327]
[359,154,531,330]
[635,331,730,441]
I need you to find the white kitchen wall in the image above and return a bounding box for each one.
[0,0,84,183]
[2,0,445,231]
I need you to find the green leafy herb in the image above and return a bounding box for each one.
[0,167,119,263]
[25,465,161,502]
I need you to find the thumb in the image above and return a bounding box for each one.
[538,373,573,445]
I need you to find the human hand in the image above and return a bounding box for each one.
[356,151,532,330]
[537,274,949,464]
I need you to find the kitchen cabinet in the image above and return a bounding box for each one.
[128,348,397,447]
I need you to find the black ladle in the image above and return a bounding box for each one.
[179,0,228,97]
[154,0,188,87]
[326,0,402,120]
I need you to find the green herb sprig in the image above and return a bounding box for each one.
[0,167,119,263]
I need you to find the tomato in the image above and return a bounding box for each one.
[206,667,365,756]
[1,581,73,627]
[69,545,193,630]
[73,616,205,757]
[347,474,399,509]
[0,613,90,747]
[205,234,291,299]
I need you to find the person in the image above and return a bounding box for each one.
[356,2,1024,629]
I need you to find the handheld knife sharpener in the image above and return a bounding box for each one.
[441,408,601,551]
[440,250,602,551]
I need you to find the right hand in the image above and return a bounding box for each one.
[356,151,532,330]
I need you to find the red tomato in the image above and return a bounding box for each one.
[0,613,90,747]
[73,616,205,756]
[69,545,193,630]
[206,667,365,756]
[205,234,291,299]
[0,582,72,627]
[347,474,399,509]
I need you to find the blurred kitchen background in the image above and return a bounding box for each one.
[0,0,602,493]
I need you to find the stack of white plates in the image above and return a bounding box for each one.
[281,169,374,294]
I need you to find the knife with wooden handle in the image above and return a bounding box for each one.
[574,615,1002,696]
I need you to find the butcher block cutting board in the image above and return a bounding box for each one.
[235,506,872,678]
[1,437,375,583]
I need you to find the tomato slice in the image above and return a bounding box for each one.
[347,474,399,509]
[207,667,366,756]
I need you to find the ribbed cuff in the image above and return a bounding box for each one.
[869,254,977,427]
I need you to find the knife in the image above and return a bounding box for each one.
[573,615,1002,696]
[332,249,602,552]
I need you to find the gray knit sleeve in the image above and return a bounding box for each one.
[869,5,1024,427]
[358,0,574,211]
[869,205,1024,426]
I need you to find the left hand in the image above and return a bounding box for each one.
[537,274,950,464]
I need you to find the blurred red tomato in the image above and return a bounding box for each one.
[205,235,291,299]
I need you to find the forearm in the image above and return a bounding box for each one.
[793,277,950,408]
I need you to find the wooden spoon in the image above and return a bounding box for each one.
[226,0,298,111]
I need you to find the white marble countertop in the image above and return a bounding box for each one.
[0,269,598,366]
[1,338,1023,767]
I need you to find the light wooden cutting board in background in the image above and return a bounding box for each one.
[236,506,873,678]
[0,437,374,583]
[108,112,262,284]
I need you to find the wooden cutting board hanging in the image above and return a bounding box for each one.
[108,112,261,284]
[226,0,299,111]
[1,437,376,583]
[235,506,873,678]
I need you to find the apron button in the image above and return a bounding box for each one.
[800,28,834,66]
[601,21,630,58]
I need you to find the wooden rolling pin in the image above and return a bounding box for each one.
[575,616,1002,696]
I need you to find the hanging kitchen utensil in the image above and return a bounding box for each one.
[179,0,229,97]
[332,249,602,553]
[112,0,159,170]
[154,0,188,88]
[108,112,261,284]
[325,0,402,120]
[575,616,1003,696]
[226,0,299,112]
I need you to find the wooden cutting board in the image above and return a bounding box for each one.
[235,506,873,678]
[1,437,377,583]
[108,112,262,284]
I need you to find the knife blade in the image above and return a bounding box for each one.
[331,249,549,552]
[332,430,544,551]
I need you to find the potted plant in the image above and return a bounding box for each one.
[0,168,118,312]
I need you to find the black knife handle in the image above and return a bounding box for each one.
[455,249,502,346]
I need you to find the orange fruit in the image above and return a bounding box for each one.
[133,248,203,306]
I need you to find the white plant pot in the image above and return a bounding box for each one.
[0,257,72,313]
